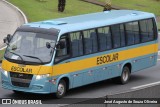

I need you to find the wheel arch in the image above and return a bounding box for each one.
[56,74,71,91]
[121,61,132,73]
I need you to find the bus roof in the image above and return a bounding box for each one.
[25,10,155,35]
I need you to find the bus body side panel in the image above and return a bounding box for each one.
[51,53,156,90]
[132,40,158,72]
[52,42,158,89]
[95,65,112,82]
[70,72,84,88]
[2,42,157,93]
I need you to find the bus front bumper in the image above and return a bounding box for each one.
[1,72,57,94]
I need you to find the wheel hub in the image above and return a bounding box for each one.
[58,84,65,96]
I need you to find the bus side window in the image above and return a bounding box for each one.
[139,19,154,42]
[83,29,98,54]
[125,22,135,45]
[125,21,140,45]
[70,32,83,57]
[120,24,126,47]
[111,25,121,48]
[57,37,69,56]
[152,18,158,40]
[133,21,140,44]
[55,34,70,63]
[146,19,154,41]
[97,27,112,51]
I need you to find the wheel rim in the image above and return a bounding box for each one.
[57,83,65,96]
[122,69,129,82]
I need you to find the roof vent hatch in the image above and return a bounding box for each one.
[41,21,67,25]
[131,13,138,16]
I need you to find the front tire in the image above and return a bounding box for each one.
[55,80,66,98]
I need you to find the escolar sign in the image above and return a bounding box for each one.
[97,53,119,65]
[11,66,32,73]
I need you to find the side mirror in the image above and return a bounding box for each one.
[46,42,51,49]
[3,37,7,43]
[7,34,12,43]
[4,34,12,45]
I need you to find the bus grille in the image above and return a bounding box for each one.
[10,72,33,87]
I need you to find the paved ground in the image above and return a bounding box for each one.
[0,0,24,48]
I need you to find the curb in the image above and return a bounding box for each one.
[0,0,28,51]
[2,0,28,24]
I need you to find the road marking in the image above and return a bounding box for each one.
[131,81,160,90]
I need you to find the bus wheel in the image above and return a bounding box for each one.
[114,66,130,84]
[120,66,131,84]
[55,80,66,98]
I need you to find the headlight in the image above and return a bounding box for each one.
[2,70,8,77]
[36,74,50,80]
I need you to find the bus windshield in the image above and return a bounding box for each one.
[4,31,58,64]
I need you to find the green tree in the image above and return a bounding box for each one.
[58,0,66,12]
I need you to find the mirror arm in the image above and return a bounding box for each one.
[3,38,9,45]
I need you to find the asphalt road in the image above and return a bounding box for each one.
[0,0,24,47]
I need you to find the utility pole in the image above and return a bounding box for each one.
[58,0,66,12]
[103,0,112,11]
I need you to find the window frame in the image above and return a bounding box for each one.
[120,24,126,47]
[69,31,84,57]
[124,21,141,46]
[97,26,113,51]
[110,24,121,49]
[139,18,157,43]
[54,17,157,64]
[54,34,71,64]
[82,29,98,55]
[152,18,158,40]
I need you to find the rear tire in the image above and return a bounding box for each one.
[114,66,131,84]
[55,80,66,98]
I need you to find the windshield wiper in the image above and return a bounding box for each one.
[10,51,25,63]
[23,55,43,64]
